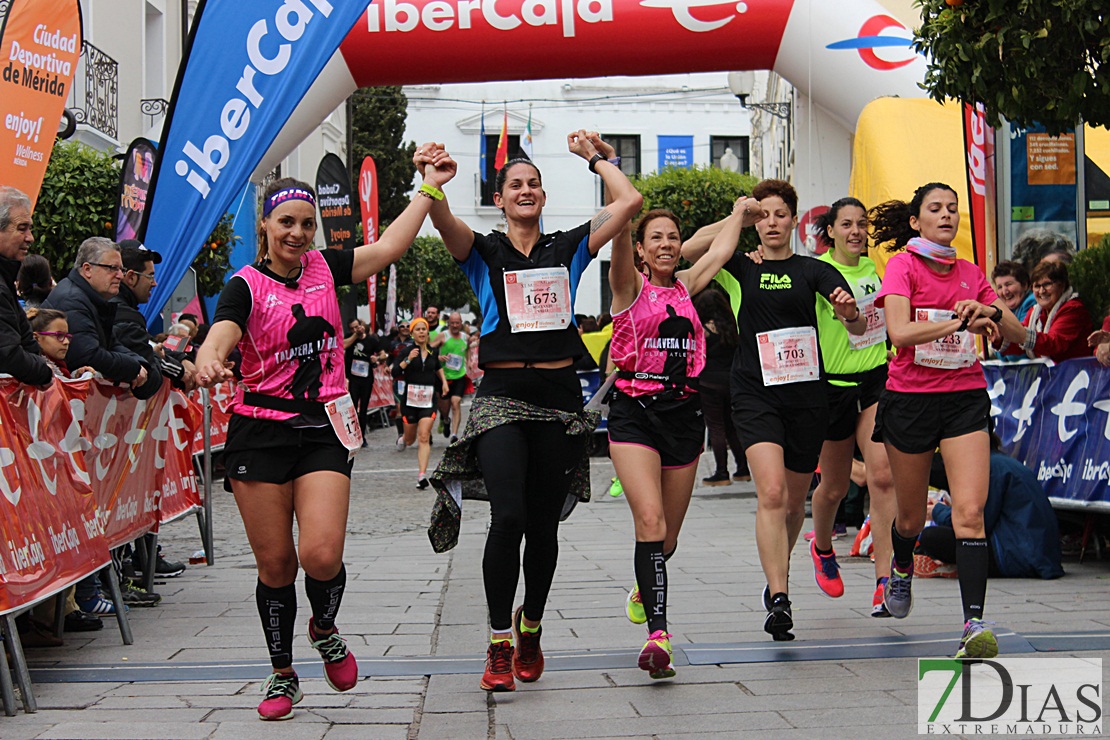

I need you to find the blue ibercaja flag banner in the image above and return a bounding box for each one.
[0,0,82,207]
[137,0,371,322]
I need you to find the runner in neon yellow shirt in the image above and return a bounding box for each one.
[437,312,469,442]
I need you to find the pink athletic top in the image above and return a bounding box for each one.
[876,252,997,394]
[229,249,347,422]
[611,273,705,399]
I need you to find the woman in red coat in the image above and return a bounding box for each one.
[999,261,1091,362]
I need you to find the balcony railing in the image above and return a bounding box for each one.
[68,41,118,140]
[141,98,170,129]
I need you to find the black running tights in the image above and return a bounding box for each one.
[475,421,582,632]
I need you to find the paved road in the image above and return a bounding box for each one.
[5,401,1109,739]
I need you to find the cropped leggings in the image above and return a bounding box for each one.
[475,421,583,631]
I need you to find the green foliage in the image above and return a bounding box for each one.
[1071,237,1110,323]
[914,0,1110,136]
[395,235,477,315]
[349,86,418,227]
[33,141,120,277]
[191,213,239,297]
[632,166,761,252]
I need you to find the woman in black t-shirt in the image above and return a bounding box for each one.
[391,317,448,488]
[415,131,642,693]
[716,179,865,642]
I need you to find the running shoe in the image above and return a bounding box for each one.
[761,584,772,612]
[395,435,406,451]
[120,579,161,607]
[764,594,795,642]
[810,540,844,598]
[701,471,731,487]
[308,618,358,692]
[480,640,516,692]
[955,618,999,659]
[511,605,544,682]
[638,630,676,680]
[257,671,302,721]
[804,527,841,542]
[450,435,459,444]
[883,558,914,619]
[871,578,891,618]
[417,475,429,490]
[78,594,123,615]
[626,584,647,624]
[440,417,449,438]
[608,477,624,498]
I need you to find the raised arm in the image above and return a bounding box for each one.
[568,130,643,255]
[350,149,458,284]
[414,142,475,261]
[680,216,731,264]
[677,196,762,295]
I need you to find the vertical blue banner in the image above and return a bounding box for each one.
[1009,123,1079,247]
[657,135,693,171]
[138,0,370,321]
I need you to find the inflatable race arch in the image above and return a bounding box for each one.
[255,0,928,178]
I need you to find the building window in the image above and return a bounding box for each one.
[480,134,522,206]
[712,136,750,173]
[599,135,641,203]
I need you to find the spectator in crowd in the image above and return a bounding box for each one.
[693,288,747,485]
[43,237,155,398]
[997,261,1092,362]
[1012,230,1075,275]
[178,312,199,338]
[15,253,54,308]
[344,319,384,445]
[1090,315,1110,367]
[919,432,1064,579]
[0,186,52,386]
[990,261,1035,323]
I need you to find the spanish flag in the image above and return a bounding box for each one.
[494,105,509,171]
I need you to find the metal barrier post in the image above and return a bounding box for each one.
[202,387,214,565]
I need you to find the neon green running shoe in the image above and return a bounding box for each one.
[638,630,676,680]
[625,584,646,624]
[608,477,624,497]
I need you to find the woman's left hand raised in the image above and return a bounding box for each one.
[568,129,599,161]
[422,148,457,188]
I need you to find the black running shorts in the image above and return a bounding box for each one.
[871,388,991,455]
[402,405,438,424]
[608,391,705,469]
[223,415,353,491]
[732,393,828,473]
[825,365,888,442]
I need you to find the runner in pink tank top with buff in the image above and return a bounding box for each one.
[194,148,457,722]
[606,192,764,681]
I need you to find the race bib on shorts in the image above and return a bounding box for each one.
[913,308,977,369]
[847,293,887,350]
[757,327,820,386]
[324,393,363,458]
[350,359,370,378]
[406,383,434,408]
[445,353,464,372]
[504,267,572,333]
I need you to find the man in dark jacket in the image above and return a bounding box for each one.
[43,237,157,399]
[113,241,195,392]
[0,186,52,386]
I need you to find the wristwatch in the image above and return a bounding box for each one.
[989,305,1004,323]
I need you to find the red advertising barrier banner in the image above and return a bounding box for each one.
[0,377,109,616]
[158,388,203,525]
[369,364,393,410]
[189,380,235,454]
[963,101,996,269]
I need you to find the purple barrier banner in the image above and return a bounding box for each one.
[985,358,1110,507]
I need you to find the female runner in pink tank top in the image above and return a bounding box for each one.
[607,190,764,680]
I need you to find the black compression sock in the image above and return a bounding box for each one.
[256,579,297,670]
[305,564,346,632]
[890,522,918,570]
[634,541,668,634]
[955,538,989,622]
[663,545,677,562]
[815,545,833,556]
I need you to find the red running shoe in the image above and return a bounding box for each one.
[810,539,844,598]
[257,671,301,721]
[512,605,544,682]
[308,618,358,692]
[480,640,516,692]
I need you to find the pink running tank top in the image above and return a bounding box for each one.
[229,249,347,422]
[611,273,705,399]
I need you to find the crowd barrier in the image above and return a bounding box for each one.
[0,377,203,618]
[985,357,1110,510]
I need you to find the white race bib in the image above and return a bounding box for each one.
[757,327,820,386]
[847,293,887,350]
[350,359,370,378]
[406,383,434,408]
[445,353,464,372]
[913,308,977,369]
[504,267,573,333]
[324,393,363,458]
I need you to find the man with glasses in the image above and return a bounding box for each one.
[44,236,155,398]
[0,186,52,386]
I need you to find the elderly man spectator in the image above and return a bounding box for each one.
[0,186,52,385]
[43,237,156,398]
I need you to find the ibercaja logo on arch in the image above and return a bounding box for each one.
[918,658,1102,735]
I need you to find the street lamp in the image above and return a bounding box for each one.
[727,71,792,122]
